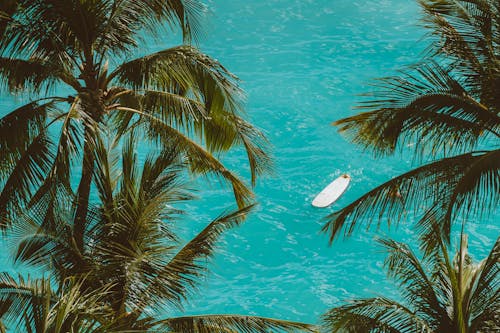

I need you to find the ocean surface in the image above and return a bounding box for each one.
[1,0,498,326]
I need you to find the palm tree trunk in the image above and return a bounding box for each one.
[73,127,95,253]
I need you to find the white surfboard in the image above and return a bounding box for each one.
[312,174,351,208]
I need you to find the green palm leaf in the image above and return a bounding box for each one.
[0,58,80,92]
[0,133,54,230]
[322,151,500,242]
[378,238,446,325]
[0,274,112,333]
[419,0,498,102]
[0,100,51,172]
[93,0,206,55]
[116,107,254,207]
[334,62,499,159]
[109,45,271,168]
[11,205,82,279]
[322,229,499,332]
[322,297,432,333]
[137,205,256,312]
[161,314,318,333]
[468,236,500,332]
[328,0,499,244]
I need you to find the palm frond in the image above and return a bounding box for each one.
[0,273,53,332]
[0,57,80,92]
[138,146,191,205]
[200,112,273,186]
[138,205,255,312]
[111,46,241,103]
[91,0,143,58]
[323,231,500,332]
[88,135,193,315]
[414,202,452,260]
[10,201,82,280]
[468,236,500,332]
[322,297,432,333]
[0,1,80,71]
[0,133,54,231]
[0,274,112,333]
[94,0,206,58]
[444,148,500,222]
[110,45,262,160]
[161,314,317,333]
[25,105,84,242]
[124,89,210,128]
[0,100,52,174]
[334,62,499,160]
[91,133,120,213]
[377,238,445,324]
[419,1,497,72]
[109,45,249,142]
[9,107,92,277]
[152,0,207,43]
[112,88,272,186]
[322,151,494,243]
[412,147,499,254]
[116,107,254,207]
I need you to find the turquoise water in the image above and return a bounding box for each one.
[1,0,499,326]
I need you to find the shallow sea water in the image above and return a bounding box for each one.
[1,0,499,326]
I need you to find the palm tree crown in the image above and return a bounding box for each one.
[322,0,500,243]
[0,275,113,333]
[1,135,315,332]
[0,0,271,255]
[322,230,499,333]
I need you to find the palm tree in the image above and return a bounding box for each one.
[322,0,500,243]
[322,229,500,332]
[7,135,315,332]
[0,275,112,333]
[0,0,271,255]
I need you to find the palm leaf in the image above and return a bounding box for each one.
[322,151,494,242]
[11,203,82,280]
[322,297,432,333]
[89,135,192,314]
[91,133,121,213]
[110,44,244,142]
[109,45,262,154]
[468,236,500,332]
[0,133,54,231]
[94,0,206,57]
[0,100,52,175]
[0,1,80,70]
[26,105,84,242]
[419,0,497,77]
[0,57,80,92]
[139,89,209,125]
[0,274,112,333]
[200,112,273,186]
[334,62,499,160]
[152,0,207,43]
[137,205,255,312]
[110,46,241,103]
[116,107,254,207]
[112,88,272,186]
[161,314,318,333]
[0,273,53,332]
[378,238,446,325]
[443,148,500,222]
